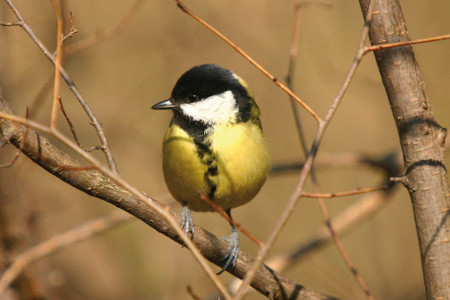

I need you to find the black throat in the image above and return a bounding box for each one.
[172,111,209,140]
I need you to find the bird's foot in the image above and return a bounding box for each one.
[181,205,194,238]
[217,229,239,275]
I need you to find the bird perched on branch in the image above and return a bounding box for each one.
[152,64,270,274]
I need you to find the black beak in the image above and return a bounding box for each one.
[151,99,177,110]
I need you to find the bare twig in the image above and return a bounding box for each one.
[302,185,388,199]
[0,20,22,26]
[50,0,63,129]
[233,0,378,298]
[61,11,78,43]
[270,190,393,272]
[225,189,394,297]
[0,211,132,294]
[198,192,262,246]
[58,97,103,154]
[317,196,374,299]
[297,2,379,298]
[283,4,373,296]
[174,0,321,123]
[3,0,119,173]
[286,0,309,154]
[365,33,450,53]
[58,97,82,147]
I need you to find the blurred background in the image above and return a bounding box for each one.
[0,0,449,299]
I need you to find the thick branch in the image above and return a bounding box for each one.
[0,98,335,300]
[359,1,450,299]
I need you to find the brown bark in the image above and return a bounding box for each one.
[359,1,450,299]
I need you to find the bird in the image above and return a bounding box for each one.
[152,64,270,274]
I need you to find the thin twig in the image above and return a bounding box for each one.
[59,98,107,154]
[303,1,378,298]
[270,191,391,272]
[174,0,322,123]
[224,189,394,297]
[61,11,78,43]
[198,192,262,246]
[365,33,450,53]
[318,197,374,299]
[50,0,63,129]
[302,185,388,198]
[0,211,132,294]
[84,145,104,152]
[233,1,378,298]
[314,182,374,299]
[58,97,81,147]
[283,6,364,292]
[286,0,310,155]
[285,0,374,295]
[57,97,103,154]
[0,20,22,26]
[3,0,119,173]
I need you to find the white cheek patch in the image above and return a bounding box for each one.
[180,90,237,125]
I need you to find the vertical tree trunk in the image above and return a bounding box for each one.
[359,1,450,299]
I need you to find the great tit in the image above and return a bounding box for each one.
[152,64,270,274]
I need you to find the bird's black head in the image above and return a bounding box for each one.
[170,64,246,105]
[152,64,254,129]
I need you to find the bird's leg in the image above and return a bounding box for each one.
[181,202,195,237]
[217,209,239,275]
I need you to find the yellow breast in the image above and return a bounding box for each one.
[162,122,270,212]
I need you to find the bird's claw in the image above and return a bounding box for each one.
[217,229,239,275]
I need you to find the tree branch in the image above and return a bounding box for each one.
[359,1,450,299]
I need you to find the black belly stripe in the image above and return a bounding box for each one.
[193,137,218,200]
[208,165,218,176]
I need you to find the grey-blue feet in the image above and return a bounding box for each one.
[217,210,239,275]
[217,222,239,275]
[181,204,194,237]
[180,206,239,274]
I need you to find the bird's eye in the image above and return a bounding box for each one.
[188,94,199,103]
